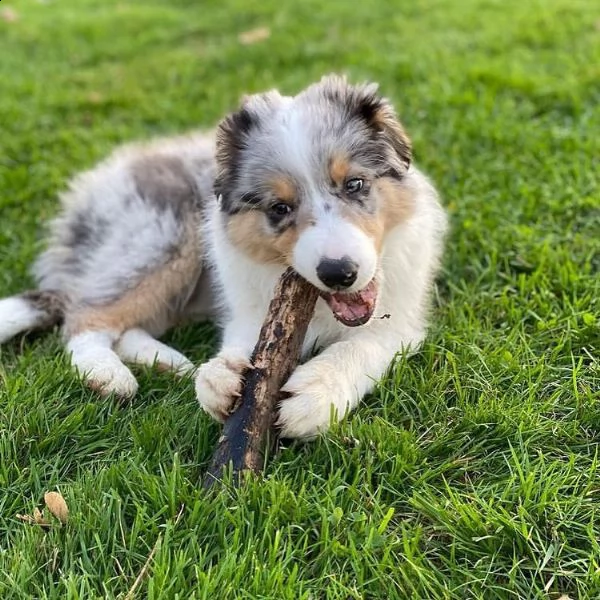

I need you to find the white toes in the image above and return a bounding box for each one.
[67,330,138,399]
[81,359,139,398]
[195,351,250,422]
[278,362,352,439]
[277,392,336,439]
[114,328,194,376]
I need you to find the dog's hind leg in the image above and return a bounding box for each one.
[61,226,202,398]
[63,291,193,398]
[66,328,138,399]
[29,140,213,396]
[61,285,177,398]
[114,328,193,376]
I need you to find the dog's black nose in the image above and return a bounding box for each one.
[316,257,358,289]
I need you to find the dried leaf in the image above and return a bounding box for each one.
[16,513,36,525]
[34,508,51,529]
[1,8,19,22]
[16,510,51,529]
[238,27,271,45]
[44,491,69,524]
[34,508,45,523]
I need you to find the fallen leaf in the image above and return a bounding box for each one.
[1,7,20,22]
[33,507,49,526]
[16,513,36,525]
[238,27,271,45]
[16,510,51,529]
[44,491,69,524]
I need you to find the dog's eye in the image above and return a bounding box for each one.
[270,202,293,216]
[345,178,364,194]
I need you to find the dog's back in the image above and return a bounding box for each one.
[0,132,218,396]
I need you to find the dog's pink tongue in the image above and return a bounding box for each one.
[325,280,377,327]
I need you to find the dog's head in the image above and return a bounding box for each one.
[214,74,415,326]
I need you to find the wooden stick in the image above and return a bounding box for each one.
[203,268,319,488]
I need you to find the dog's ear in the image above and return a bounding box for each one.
[318,74,412,171]
[215,91,283,204]
[364,99,412,171]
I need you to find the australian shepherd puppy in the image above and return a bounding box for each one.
[0,75,447,438]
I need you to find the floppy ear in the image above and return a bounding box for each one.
[365,100,412,170]
[214,104,258,202]
[214,91,284,203]
[318,74,412,171]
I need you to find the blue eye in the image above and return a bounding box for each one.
[345,178,364,194]
[270,202,293,216]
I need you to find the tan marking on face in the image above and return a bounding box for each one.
[341,177,415,251]
[329,154,351,186]
[271,226,301,261]
[227,212,287,264]
[65,221,201,337]
[270,176,296,203]
[377,177,416,230]
[226,211,310,265]
[342,206,385,253]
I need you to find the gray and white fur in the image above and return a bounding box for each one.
[0,75,447,438]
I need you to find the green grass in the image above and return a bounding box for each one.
[1,0,599,597]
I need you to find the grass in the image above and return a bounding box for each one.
[0,0,599,597]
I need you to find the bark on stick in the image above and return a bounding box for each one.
[203,268,319,488]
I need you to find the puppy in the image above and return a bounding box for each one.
[0,75,447,438]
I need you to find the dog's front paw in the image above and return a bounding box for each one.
[277,362,354,439]
[195,350,251,422]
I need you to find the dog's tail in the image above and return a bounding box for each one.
[0,290,65,344]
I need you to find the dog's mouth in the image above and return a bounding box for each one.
[321,279,378,327]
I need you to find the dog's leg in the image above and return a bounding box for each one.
[114,328,193,376]
[277,323,424,439]
[194,313,262,422]
[66,329,139,399]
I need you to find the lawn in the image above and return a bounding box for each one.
[1,0,599,598]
